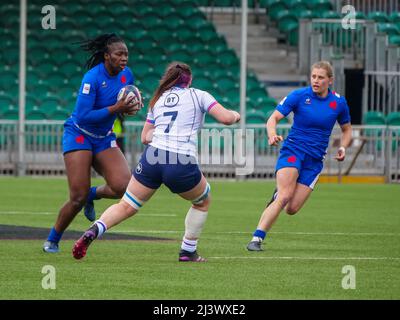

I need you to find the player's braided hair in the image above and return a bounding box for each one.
[79,33,124,69]
[149,62,192,109]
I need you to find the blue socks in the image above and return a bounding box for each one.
[87,186,99,202]
[252,229,267,242]
[47,227,63,243]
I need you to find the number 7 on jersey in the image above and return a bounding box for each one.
[163,111,178,133]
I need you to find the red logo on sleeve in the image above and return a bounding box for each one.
[288,155,296,163]
[121,75,127,84]
[329,100,337,110]
[75,135,84,144]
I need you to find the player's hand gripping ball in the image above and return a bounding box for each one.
[117,85,143,116]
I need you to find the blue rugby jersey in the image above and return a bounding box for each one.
[67,62,134,137]
[276,86,351,160]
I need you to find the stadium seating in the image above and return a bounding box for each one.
[363,111,386,125]
[387,112,400,126]
[387,112,400,151]
[389,35,400,45]
[26,106,48,120]
[246,109,267,124]
[362,111,386,150]
[0,0,271,121]
[389,12,400,24]
[377,23,400,36]
[367,11,390,23]
[307,0,332,12]
[276,10,298,34]
[266,0,287,21]
[1,105,19,120]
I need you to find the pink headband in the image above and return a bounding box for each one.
[178,72,192,85]
[175,64,191,86]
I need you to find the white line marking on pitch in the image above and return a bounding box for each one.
[0,211,54,215]
[0,211,176,217]
[113,230,182,234]
[216,231,400,236]
[210,256,400,261]
[107,230,400,236]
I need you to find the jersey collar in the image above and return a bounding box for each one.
[308,86,332,101]
[100,62,120,79]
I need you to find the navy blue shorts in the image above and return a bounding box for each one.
[276,145,323,189]
[133,145,202,193]
[62,123,117,155]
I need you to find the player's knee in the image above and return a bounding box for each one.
[191,183,211,211]
[70,192,88,209]
[275,193,293,209]
[193,193,211,211]
[285,205,299,215]
[119,199,138,217]
[111,184,128,198]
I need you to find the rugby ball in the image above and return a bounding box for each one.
[117,85,142,107]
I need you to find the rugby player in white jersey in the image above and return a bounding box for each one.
[72,62,240,262]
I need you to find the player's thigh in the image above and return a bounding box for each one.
[276,167,299,196]
[93,147,131,189]
[125,175,157,202]
[64,150,93,195]
[286,183,313,214]
[178,174,208,201]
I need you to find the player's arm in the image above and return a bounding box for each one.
[77,93,137,122]
[75,76,136,123]
[266,110,285,146]
[141,115,155,144]
[268,91,299,146]
[208,103,240,125]
[335,122,352,161]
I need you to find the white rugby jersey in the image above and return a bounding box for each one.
[146,86,217,157]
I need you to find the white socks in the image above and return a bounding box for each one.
[181,237,198,253]
[181,207,208,252]
[94,220,107,238]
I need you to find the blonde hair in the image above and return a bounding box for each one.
[311,60,334,78]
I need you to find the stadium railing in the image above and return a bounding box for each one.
[363,70,400,116]
[332,0,400,14]
[0,120,399,182]
[298,18,370,74]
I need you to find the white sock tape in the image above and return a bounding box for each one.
[184,207,208,239]
[123,190,144,210]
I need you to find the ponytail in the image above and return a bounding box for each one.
[149,62,192,109]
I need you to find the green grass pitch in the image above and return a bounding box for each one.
[0,177,399,299]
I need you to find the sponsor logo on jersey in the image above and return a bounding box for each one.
[164,93,179,107]
[82,83,90,94]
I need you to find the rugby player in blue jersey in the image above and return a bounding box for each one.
[43,33,141,253]
[247,61,353,251]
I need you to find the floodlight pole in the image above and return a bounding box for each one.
[237,0,248,180]
[18,0,27,176]
[240,0,247,132]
